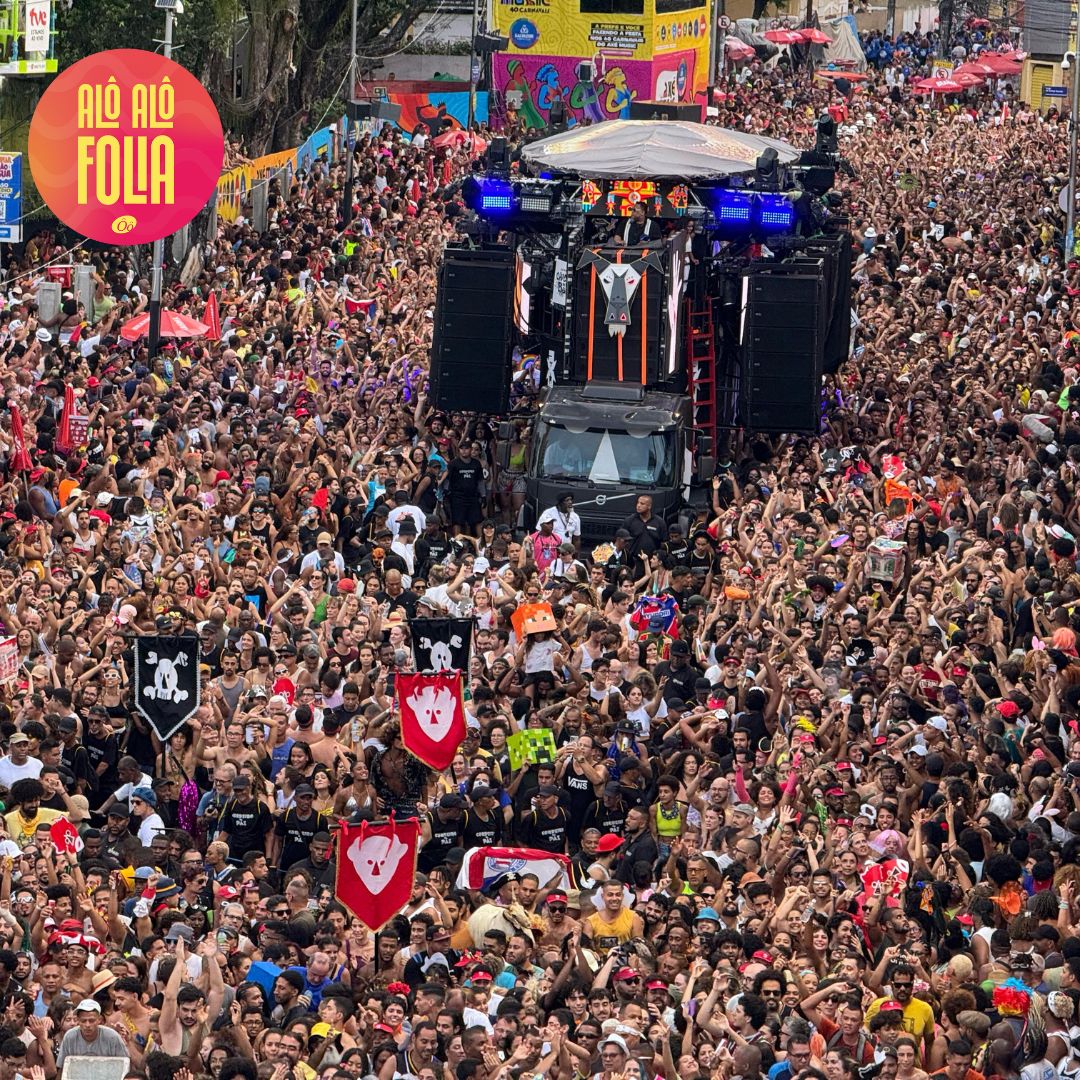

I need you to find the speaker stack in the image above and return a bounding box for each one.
[741,261,826,434]
[432,248,515,414]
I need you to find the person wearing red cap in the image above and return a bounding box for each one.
[538,891,581,948]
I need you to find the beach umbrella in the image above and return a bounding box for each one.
[764,28,804,44]
[799,28,831,44]
[913,76,965,93]
[120,310,211,342]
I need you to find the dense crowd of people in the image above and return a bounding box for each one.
[0,26,1075,1080]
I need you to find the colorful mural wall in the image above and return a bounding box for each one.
[369,82,489,134]
[491,0,710,127]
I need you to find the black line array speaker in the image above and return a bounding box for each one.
[742,262,826,434]
[804,225,853,374]
[432,248,514,414]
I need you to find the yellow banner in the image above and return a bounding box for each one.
[215,148,296,223]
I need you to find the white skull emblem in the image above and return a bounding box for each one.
[407,684,457,741]
[346,831,409,895]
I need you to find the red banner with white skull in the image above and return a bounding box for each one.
[335,816,420,932]
[398,671,466,771]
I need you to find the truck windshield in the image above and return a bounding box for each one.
[535,421,677,487]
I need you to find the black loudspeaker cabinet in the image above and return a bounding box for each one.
[803,230,853,374]
[742,262,826,434]
[627,100,703,122]
[432,248,515,414]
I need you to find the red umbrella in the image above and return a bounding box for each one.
[978,52,1022,74]
[431,130,488,153]
[913,76,966,93]
[764,28,804,44]
[55,386,75,454]
[119,310,211,342]
[8,404,31,475]
[955,61,995,76]
[798,28,831,44]
[203,292,221,342]
[816,69,870,81]
[952,71,986,87]
[725,38,756,60]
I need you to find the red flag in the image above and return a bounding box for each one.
[398,671,466,770]
[426,153,435,188]
[8,404,31,474]
[50,817,83,855]
[69,323,82,344]
[203,291,221,342]
[55,386,75,453]
[335,816,419,931]
[442,158,452,185]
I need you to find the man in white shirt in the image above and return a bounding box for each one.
[299,532,346,577]
[130,786,166,846]
[387,492,426,537]
[0,733,42,789]
[536,494,581,547]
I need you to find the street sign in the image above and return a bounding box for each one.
[1044,85,1068,97]
[718,14,731,29]
[0,153,23,244]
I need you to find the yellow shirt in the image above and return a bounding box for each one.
[585,907,636,956]
[864,995,935,1043]
[5,807,62,848]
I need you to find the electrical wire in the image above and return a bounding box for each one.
[2,236,87,287]
[353,0,451,62]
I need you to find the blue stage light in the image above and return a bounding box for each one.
[479,179,514,212]
[756,194,796,232]
[712,190,754,225]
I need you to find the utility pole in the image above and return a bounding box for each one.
[467,0,479,131]
[342,0,358,227]
[148,0,178,360]
[885,0,895,38]
[1068,49,1080,257]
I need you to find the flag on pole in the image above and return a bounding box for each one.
[456,846,571,893]
[8,404,31,474]
[203,291,221,341]
[55,386,75,453]
[336,816,420,931]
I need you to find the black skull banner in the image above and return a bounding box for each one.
[410,617,473,672]
[134,635,201,740]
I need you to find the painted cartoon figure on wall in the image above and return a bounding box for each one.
[601,67,636,118]
[535,63,568,113]
[569,61,606,123]
[506,58,547,129]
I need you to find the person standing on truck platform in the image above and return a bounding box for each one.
[622,495,668,575]
[447,443,485,537]
[615,203,660,247]
[536,493,581,548]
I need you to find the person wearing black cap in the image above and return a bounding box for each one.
[271,783,327,876]
[419,793,465,872]
[653,639,700,705]
[461,786,504,848]
[583,784,629,838]
[520,785,570,854]
[214,775,273,860]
